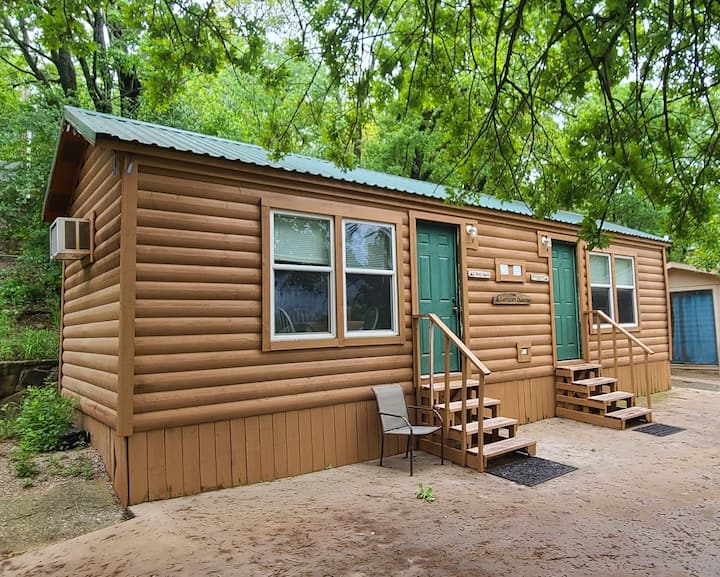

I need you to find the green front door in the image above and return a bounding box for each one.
[552,241,581,360]
[416,221,460,374]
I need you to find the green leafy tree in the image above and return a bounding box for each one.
[284,1,720,253]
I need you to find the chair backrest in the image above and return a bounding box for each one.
[275,307,295,333]
[364,306,379,330]
[372,384,410,432]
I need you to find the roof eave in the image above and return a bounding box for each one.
[42,113,94,222]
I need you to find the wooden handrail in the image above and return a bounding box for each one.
[417,313,491,376]
[589,309,655,355]
[584,309,654,411]
[412,312,491,472]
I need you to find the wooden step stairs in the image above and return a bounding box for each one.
[418,373,536,469]
[555,363,652,430]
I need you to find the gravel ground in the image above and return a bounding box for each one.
[0,443,127,560]
[2,384,719,577]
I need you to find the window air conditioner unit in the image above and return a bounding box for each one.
[49,217,91,260]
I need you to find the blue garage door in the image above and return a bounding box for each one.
[671,290,718,364]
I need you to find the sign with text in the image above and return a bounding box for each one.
[492,292,532,305]
[468,269,492,279]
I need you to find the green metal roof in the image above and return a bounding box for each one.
[61,106,667,242]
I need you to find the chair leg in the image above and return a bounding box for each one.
[440,426,444,465]
[379,434,385,467]
[404,436,411,458]
[409,432,414,476]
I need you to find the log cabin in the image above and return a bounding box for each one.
[44,107,672,505]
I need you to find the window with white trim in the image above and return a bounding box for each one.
[271,212,334,338]
[343,220,397,335]
[590,253,613,319]
[589,252,638,326]
[614,256,637,324]
[269,209,399,343]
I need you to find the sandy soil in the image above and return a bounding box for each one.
[2,385,719,577]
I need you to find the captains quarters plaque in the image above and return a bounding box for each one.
[492,292,532,305]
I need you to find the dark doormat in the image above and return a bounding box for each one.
[634,423,686,437]
[487,456,577,486]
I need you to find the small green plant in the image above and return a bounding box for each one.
[62,455,95,480]
[415,483,435,503]
[0,402,20,439]
[10,446,37,478]
[14,386,76,454]
[46,454,95,480]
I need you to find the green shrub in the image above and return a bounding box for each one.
[14,386,76,453]
[0,402,20,439]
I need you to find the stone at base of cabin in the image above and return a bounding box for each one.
[18,364,59,389]
[0,360,58,404]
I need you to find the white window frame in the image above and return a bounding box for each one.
[590,252,639,328]
[590,253,614,323]
[270,210,335,341]
[342,218,399,338]
[614,255,638,327]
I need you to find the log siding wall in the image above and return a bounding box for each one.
[62,146,122,429]
[59,144,672,504]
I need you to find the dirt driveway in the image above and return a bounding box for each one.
[2,385,719,577]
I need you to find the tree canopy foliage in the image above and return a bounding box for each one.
[0,0,719,300]
[282,0,718,251]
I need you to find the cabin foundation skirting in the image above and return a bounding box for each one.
[80,361,670,506]
[119,400,403,506]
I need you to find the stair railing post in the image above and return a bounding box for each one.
[596,312,602,368]
[644,351,652,410]
[444,334,451,443]
[628,336,635,395]
[461,358,468,465]
[413,316,421,406]
[428,321,434,394]
[612,326,618,379]
[478,373,485,473]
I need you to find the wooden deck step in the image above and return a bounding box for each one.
[606,406,652,421]
[450,416,518,436]
[572,377,618,387]
[467,436,537,466]
[589,391,634,403]
[555,363,601,377]
[435,397,501,412]
[421,378,480,391]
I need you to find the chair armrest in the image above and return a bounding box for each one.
[407,405,444,425]
[377,411,413,430]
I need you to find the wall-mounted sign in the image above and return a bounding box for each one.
[530,273,550,283]
[468,269,492,279]
[495,259,525,282]
[492,292,532,305]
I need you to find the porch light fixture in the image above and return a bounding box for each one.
[465,224,478,239]
[540,235,552,248]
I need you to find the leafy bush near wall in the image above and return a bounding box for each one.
[0,311,58,361]
[14,386,76,453]
[9,385,77,477]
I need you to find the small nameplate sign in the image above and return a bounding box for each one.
[530,273,549,282]
[468,269,492,279]
[492,292,532,305]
